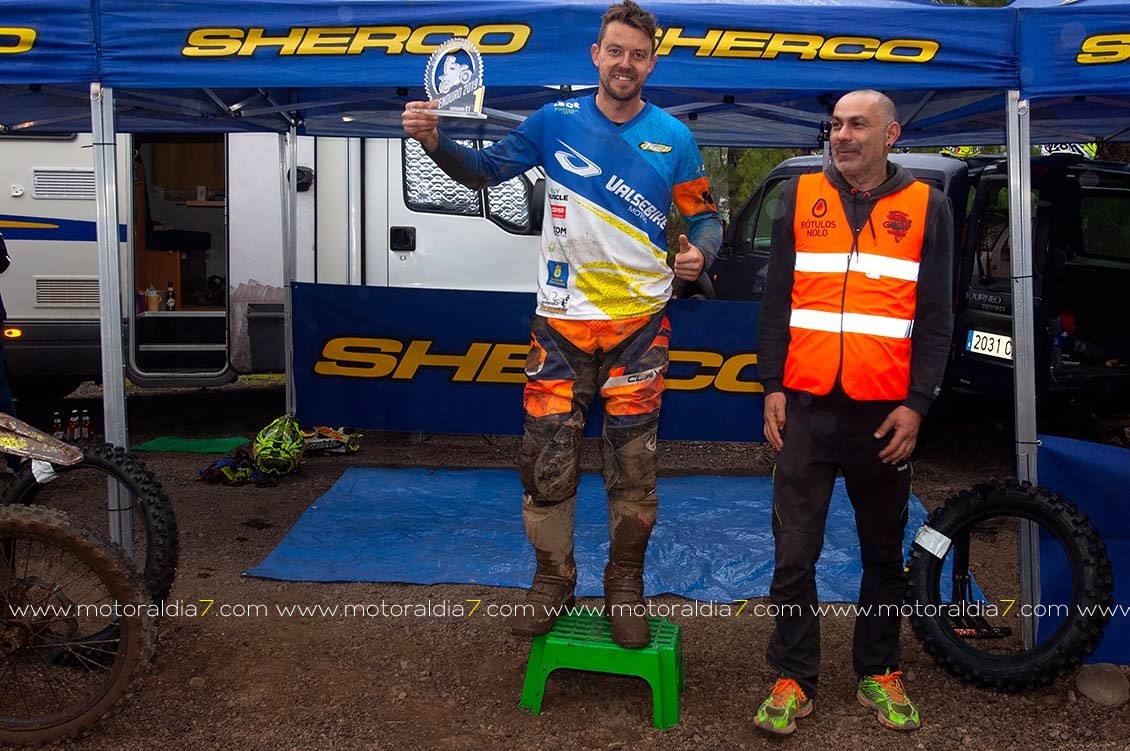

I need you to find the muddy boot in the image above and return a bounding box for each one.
[604,561,649,647]
[511,564,576,637]
[514,494,577,638]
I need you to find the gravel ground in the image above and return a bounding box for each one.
[7,390,1129,750]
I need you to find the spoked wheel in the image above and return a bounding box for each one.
[907,480,1114,691]
[2,443,179,605]
[0,505,154,745]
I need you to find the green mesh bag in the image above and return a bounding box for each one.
[252,414,304,476]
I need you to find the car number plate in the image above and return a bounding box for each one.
[966,329,1012,360]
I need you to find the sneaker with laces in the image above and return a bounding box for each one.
[754,677,812,735]
[857,670,921,730]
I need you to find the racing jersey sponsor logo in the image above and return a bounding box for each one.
[553,225,567,236]
[639,141,672,153]
[553,101,581,114]
[546,261,569,289]
[538,291,570,314]
[554,141,602,178]
[605,175,668,230]
[550,204,567,219]
[548,188,569,202]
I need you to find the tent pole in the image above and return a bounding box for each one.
[89,83,133,556]
[1006,89,1039,650]
[282,126,298,413]
[347,137,363,285]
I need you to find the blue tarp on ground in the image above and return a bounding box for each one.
[247,468,931,603]
[1037,435,1130,665]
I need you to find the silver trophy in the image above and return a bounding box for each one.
[425,38,487,119]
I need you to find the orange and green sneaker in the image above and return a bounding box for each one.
[754,677,812,735]
[857,670,921,731]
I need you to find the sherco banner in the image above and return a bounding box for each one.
[292,283,764,442]
[95,0,1017,91]
[1015,0,1130,98]
[0,0,96,84]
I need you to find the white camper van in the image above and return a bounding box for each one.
[0,133,543,398]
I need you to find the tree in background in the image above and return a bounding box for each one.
[1098,144,1130,163]
[667,147,804,255]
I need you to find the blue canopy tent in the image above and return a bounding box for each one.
[0,2,1057,636]
[1005,0,1130,654]
[6,0,1021,146]
[0,0,1024,444]
[1014,0,1130,143]
[0,0,1024,563]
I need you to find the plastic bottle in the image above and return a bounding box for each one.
[52,411,64,440]
[67,409,79,441]
[165,281,176,311]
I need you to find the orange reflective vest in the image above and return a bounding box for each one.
[783,172,929,400]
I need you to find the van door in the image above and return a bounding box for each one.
[127,134,232,386]
[711,173,795,301]
[382,138,541,292]
[950,174,1040,397]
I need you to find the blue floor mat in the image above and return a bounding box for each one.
[248,468,935,603]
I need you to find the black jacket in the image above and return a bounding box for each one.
[757,162,954,414]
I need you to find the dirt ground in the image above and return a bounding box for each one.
[7,392,1130,751]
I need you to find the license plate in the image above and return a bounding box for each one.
[966,329,1013,360]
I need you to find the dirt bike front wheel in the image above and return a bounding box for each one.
[2,442,179,605]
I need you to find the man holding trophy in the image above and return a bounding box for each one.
[402,0,721,648]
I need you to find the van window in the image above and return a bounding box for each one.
[974,184,1011,284]
[486,181,531,233]
[402,139,534,234]
[733,178,788,256]
[1079,188,1130,262]
[969,181,1041,292]
[403,138,481,216]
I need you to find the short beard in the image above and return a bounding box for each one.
[599,73,642,103]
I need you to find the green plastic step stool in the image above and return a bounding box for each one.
[519,611,685,729]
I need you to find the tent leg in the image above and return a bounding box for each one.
[281,127,298,414]
[1006,90,1039,650]
[347,137,363,285]
[89,83,133,557]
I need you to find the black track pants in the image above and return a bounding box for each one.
[766,389,912,698]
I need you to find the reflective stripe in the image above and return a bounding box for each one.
[790,308,914,339]
[842,312,914,338]
[789,308,843,333]
[849,252,920,281]
[794,251,851,273]
[795,251,919,281]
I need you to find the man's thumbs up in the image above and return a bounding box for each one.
[673,234,704,281]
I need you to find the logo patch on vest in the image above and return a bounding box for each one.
[883,210,912,243]
[812,198,828,218]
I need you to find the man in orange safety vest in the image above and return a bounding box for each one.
[753,90,954,736]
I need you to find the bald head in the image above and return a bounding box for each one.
[829,90,902,190]
[840,90,898,126]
